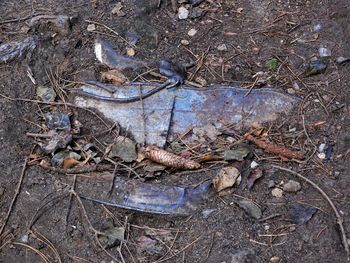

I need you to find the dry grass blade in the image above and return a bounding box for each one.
[272,165,349,261]
[143,146,201,170]
[31,229,62,263]
[0,158,28,236]
[12,242,51,263]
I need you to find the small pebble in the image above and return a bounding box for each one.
[293,81,300,91]
[217,44,227,51]
[319,47,331,57]
[271,188,283,198]
[287,88,295,94]
[187,28,197,37]
[283,180,301,192]
[126,47,135,57]
[87,24,96,32]
[250,161,259,169]
[20,234,29,243]
[313,23,322,32]
[336,56,350,65]
[178,6,189,20]
[318,143,326,152]
[268,180,275,188]
[202,209,216,219]
[317,152,326,160]
[270,256,280,263]
[195,76,207,86]
[180,39,190,46]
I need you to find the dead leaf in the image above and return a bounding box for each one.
[247,168,263,190]
[111,2,125,16]
[101,69,128,85]
[224,146,250,161]
[137,236,163,255]
[108,136,137,162]
[63,158,80,169]
[290,204,317,224]
[213,167,240,192]
[98,226,125,248]
[236,199,262,219]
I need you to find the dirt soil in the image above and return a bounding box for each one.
[0,0,350,262]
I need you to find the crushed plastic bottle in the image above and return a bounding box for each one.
[74,81,299,147]
[80,177,212,215]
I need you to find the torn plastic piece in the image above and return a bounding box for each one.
[95,38,147,70]
[74,82,299,147]
[80,177,212,215]
[45,112,71,130]
[0,37,36,64]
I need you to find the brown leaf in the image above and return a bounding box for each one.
[101,69,128,85]
[247,168,263,190]
[63,158,80,169]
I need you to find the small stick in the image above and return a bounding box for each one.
[272,165,349,260]
[12,242,50,263]
[65,175,77,225]
[0,158,28,236]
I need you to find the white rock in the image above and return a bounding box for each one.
[87,24,96,32]
[180,39,190,46]
[217,44,227,51]
[283,180,301,192]
[318,143,326,152]
[250,161,259,169]
[293,82,300,91]
[271,188,283,198]
[319,47,331,57]
[178,7,189,20]
[287,88,296,94]
[317,152,326,160]
[188,28,197,37]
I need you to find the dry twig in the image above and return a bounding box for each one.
[0,158,28,236]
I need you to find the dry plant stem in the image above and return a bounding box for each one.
[65,175,77,225]
[272,165,349,260]
[71,190,120,262]
[0,158,28,236]
[154,236,201,263]
[12,242,50,263]
[31,229,62,263]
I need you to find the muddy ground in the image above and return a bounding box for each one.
[0,0,350,262]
